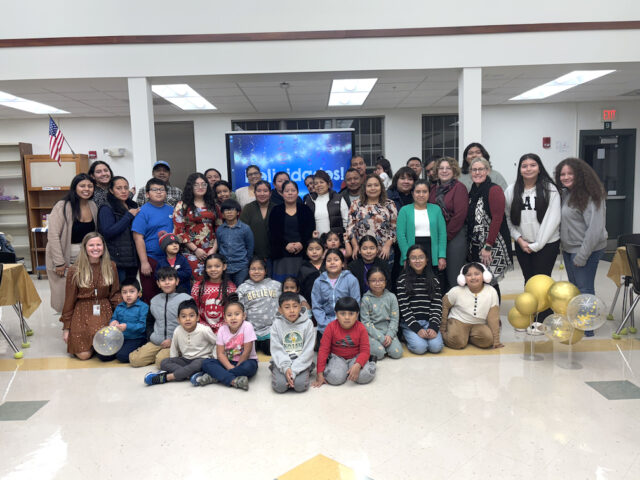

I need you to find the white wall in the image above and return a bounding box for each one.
[3,99,640,227]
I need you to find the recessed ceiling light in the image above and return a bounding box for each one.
[0,91,69,114]
[329,78,377,106]
[510,70,616,101]
[151,84,216,110]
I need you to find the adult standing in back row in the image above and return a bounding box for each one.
[136,161,183,207]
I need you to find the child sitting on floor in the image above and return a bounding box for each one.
[282,276,311,311]
[109,278,148,363]
[191,294,258,391]
[128,267,191,368]
[236,257,282,355]
[144,299,217,385]
[313,297,376,387]
[360,267,402,360]
[269,292,316,393]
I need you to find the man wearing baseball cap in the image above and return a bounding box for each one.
[136,160,183,207]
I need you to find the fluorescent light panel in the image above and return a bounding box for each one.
[329,78,377,106]
[151,84,216,110]
[510,70,616,101]
[0,91,69,114]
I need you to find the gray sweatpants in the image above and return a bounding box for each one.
[160,357,204,381]
[324,354,376,385]
[269,361,313,393]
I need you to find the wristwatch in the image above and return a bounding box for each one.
[483,243,492,251]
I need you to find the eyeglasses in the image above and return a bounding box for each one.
[149,188,166,193]
[471,168,487,173]
[194,183,207,188]
[247,172,261,178]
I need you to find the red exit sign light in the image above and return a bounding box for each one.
[602,109,617,122]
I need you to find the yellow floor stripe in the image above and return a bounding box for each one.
[1,338,638,371]
[278,455,363,480]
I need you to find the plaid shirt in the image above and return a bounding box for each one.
[136,184,183,207]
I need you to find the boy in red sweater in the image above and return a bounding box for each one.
[313,296,376,387]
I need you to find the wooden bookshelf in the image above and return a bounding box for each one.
[24,154,88,275]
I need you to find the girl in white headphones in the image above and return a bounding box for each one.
[440,262,504,350]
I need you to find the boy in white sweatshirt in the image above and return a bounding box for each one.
[269,292,316,393]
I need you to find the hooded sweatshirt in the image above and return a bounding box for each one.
[311,270,361,332]
[236,278,282,337]
[149,291,192,345]
[269,307,316,378]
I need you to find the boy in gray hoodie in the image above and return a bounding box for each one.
[269,292,316,393]
[129,267,192,368]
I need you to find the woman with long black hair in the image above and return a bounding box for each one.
[459,142,508,192]
[505,153,561,284]
[173,172,218,282]
[46,173,97,312]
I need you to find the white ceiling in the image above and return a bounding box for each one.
[0,63,639,119]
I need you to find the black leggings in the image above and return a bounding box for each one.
[255,339,271,356]
[515,240,560,283]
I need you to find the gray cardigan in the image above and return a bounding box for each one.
[560,191,607,266]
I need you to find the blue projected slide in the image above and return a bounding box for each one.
[226,130,354,197]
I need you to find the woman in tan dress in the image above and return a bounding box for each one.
[61,232,121,360]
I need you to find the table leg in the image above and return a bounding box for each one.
[0,321,23,359]
[12,302,30,348]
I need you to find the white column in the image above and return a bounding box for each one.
[458,67,482,164]
[127,77,157,193]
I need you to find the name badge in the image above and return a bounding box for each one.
[93,304,101,316]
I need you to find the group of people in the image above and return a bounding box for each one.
[46,142,608,390]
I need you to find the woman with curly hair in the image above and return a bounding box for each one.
[173,172,218,281]
[554,158,607,296]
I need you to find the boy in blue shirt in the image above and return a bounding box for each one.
[132,178,175,303]
[216,199,254,286]
[108,278,149,363]
[156,230,191,293]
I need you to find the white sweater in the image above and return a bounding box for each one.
[504,184,561,252]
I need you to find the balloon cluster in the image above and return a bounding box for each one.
[507,274,607,345]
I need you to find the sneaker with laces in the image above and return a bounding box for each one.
[144,371,167,386]
[585,330,595,337]
[232,376,249,390]
[190,372,217,386]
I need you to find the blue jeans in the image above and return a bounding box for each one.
[563,249,604,295]
[201,358,258,386]
[227,268,248,287]
[401,321,444,354]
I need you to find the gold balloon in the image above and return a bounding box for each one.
[508,307,532,329]
[515,292,538,316]
[524,274,555,312]
[548,281,580,315]
[559,328,584,345]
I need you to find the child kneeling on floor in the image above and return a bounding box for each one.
[191,293,258,390]
[269,292,316,393]
[129,267,191,367]
[313,297,376,387]
[441,262,504,350]
[144,299,217,385]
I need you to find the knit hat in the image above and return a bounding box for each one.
[158,230,179,251]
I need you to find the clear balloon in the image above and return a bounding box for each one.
[566,294,607,331]
[560,328,584,345]
[541,314,573,342]
[93,326,124,356]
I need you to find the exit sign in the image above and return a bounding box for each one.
[602,109,617,122]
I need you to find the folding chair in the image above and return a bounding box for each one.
[613,243,640,339]
[607,234,640,321]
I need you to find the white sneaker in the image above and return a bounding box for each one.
[527,322,545,336]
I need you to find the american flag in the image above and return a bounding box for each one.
[49,117,65,166]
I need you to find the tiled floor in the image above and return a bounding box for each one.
[0,260,639,479]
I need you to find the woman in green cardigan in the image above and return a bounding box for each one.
[396,179,447,274]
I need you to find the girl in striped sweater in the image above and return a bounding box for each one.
[396,244,443,355]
